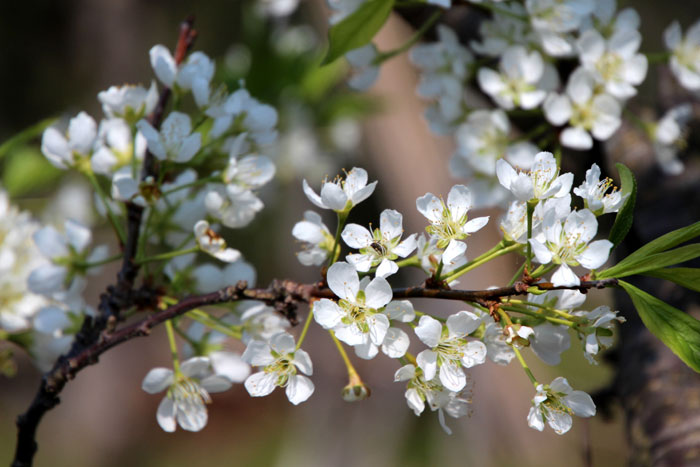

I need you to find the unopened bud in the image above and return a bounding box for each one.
[342,372,371,402]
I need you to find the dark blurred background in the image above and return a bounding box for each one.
[1,1,699,466]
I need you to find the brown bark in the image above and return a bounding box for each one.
[606,107,700,466]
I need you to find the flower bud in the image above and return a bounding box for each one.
[342,381,371,402]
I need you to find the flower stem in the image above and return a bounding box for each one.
[526,201,536,270]
[137,246,199,264]
[513,346,538,388]
[374,10,442,63]
[296,308,314,350]
[442,242,522,283]
[329,330,359,379]
[84,171,127,245]
[72,253,123,269]
[506,299,576,320]
[161,176,221,196]
[495,308,538,387]
[500,304,576,328]
[187,309,242,339]
[165,320,182,377]
[328,211,349,266]
[508,261,527,287]
[529,263,556,279]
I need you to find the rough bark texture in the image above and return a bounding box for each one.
[607,104,700,466]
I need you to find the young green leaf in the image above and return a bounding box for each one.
[608,163,636,249]
[0,117,56,161]
[619,280,700,373]
[598,244,700,279]
[322,0,395,65]
[598,221,700,278]
[643,268,700,293]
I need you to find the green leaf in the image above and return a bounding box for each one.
[608,163,636,249]
[2,147,62,197]
[322,0,395,65]
[598,221,700,278]
[643,268,700,293]
[0,117,56,161]
[619,280,700,372]
[599,244,700,279]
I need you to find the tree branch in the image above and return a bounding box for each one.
[12,274,619,466]
[12,18,198,467]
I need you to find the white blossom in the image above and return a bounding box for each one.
[191,259,256,294]
[416,185,489,265]
[573,305,624,364]
[142,356,232,432]
[242,332,314,405]
[292,211,334,266]
[482,319,515,365]
[543,68,621,150]
[527,376,595,434]
[471,3,536,57]
[453,109,538,178]
[28,219,107,301]
[0,189,48,332]
[526,0,595,57]
[414,233,467,278]
[235,301,291,344]
[312,262,392,359]
[414,313,486,392]
[411,25,473,134]
[500,195,572,244]
[342,209,417,278]
[530,323,571,365]
[111,167,148,206]
[496,151,573,203]
[205,186,264,229]
[577,28,647,99]
[652,104,693,176]
[194,220,241,263]
[223,152,276,191]
[303,167,377,212]
[97,82,158,121]
[478,46,552,110]
[41,112,97,169]
[665,20,700,91]
[529,209,613,286]
[177,52,215,107]
[394,364,472,435]
[150,44,179,88]
[573,163,626,215]
[346,44,380,91]
[206,87,278,143]
[137,111,202,163]
[92,118,144,176]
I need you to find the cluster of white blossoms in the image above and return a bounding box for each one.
[12,0,685,444]
[285,158,623,434]
[400,0,696,208]
[29,39,298,430]
[0,190,48,334]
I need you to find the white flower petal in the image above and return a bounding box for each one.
[142,368,174,394]
[286,375,315,405]
[415,315,442,348]
[244,371,278,397]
